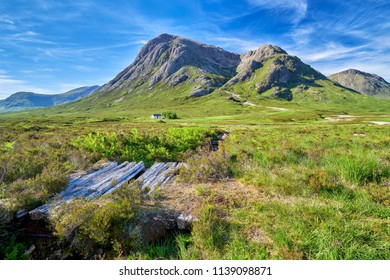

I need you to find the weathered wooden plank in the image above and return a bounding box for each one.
[135,162,182,194]
[60,161,131,201]
[29,161,144,220]
[135,163,165,190]
[107,162,144,191]
[29,161,182,220]
[86,161,145,199]
[147,164,171,190]
[67,162,118,188]
[139,163,164,182]
[81,162,134,194]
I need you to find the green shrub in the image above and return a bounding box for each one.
[0,237,27,260]
[72,128,218,166]
[162,111,178,119]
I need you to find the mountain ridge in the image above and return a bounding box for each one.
[0,85,100,113]
[95,33,339,102]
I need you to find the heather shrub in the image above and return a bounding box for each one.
[179,146,232,183]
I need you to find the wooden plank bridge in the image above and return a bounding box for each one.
[29,161,183,220]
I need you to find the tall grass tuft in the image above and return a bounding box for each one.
[324,153,388,186]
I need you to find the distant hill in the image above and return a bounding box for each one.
[329,69,390,99]
[0,85,100,113]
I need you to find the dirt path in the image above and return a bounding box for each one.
[324,115,358,122]
[223,90,258,107]
[367,121,390,125]
[266,106,288,111]
[243,100,257,107]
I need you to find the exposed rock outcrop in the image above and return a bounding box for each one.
[226,45,287,85]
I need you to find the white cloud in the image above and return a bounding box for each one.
[0,31,57,47]
[289,27,314,46]
[299,43,368,62]
[20,68,59,74]
[37,41,146,59]
[0,18,14,24]
[247,0,308,24]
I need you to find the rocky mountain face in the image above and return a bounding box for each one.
[226,45,289,85]
[102,34,241,97]
[0,85,100,113]
[225,45,326,99]
[328,69,390,99]
[99,34,329,101]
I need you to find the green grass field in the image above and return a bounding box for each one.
[0,89,389,260]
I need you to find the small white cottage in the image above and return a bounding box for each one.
[151,114,163,119]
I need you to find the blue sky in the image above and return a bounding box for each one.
[0,0,389,99]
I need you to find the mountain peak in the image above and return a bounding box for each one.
[329,69,390,99]
[224,42,323,97]
[102,34,241,95]
[155,33,177,42]
[339,69,385,81]
[257,44,287,55]
[143,33,179,48]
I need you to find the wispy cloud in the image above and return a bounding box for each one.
[289,27,314,46]
[20,68,59,74]
[0,70,24,86]
[0,30,58,49]
[10,31,57,44]
[247,0,308,24]
[300,43,368,62]
[281,1,390,81]
[0,18,14,24]
[37,41,146,60]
